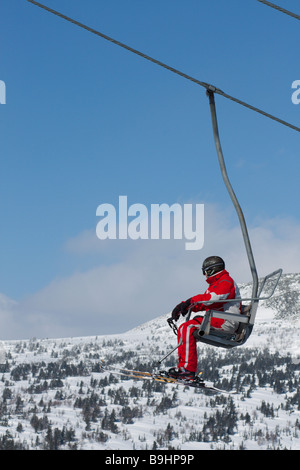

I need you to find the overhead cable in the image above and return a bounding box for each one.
[257,0,300,21]
[26,0,300,133]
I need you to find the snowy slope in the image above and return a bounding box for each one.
[0,273,299,450]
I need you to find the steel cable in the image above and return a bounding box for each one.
[257,0,300,21]
[26,0,300,133]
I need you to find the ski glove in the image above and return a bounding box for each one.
[171,298,192,321]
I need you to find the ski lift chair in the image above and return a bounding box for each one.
[191,268,282,349]
[161,90,283,364]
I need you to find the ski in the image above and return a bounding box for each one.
[99,363,232,394]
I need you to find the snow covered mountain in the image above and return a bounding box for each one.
[0,273,299,450]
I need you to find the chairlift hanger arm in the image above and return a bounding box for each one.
[206,90,259,301]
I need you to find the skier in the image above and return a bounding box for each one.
[168,256,241,380]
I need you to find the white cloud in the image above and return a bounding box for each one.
[1,205,299,340]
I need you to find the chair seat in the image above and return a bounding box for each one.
[192,306,252,349]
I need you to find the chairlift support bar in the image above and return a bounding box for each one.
[206,89,260,324]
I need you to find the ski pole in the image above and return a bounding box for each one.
[156,335,183,367]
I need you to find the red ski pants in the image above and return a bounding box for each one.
[177,316,225,373]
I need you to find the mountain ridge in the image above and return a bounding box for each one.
[0,272,299,450]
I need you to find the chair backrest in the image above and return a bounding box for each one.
[190,269,282,349]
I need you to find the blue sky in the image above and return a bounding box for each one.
[0,0,299,340]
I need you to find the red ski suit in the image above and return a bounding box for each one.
[177,270,241,373]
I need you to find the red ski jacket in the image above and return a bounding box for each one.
[190,270,241,314]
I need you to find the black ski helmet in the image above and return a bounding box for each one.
[202,256,225,276]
